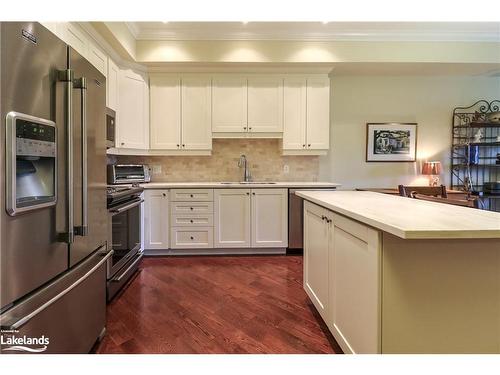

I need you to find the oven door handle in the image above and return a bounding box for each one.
[111,252,143,282]
[110,199,144,214]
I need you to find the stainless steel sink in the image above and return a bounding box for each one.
[219,182,277,185]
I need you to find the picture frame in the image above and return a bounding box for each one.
[366,122,418,162]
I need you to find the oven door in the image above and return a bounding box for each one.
[107,197,143,278]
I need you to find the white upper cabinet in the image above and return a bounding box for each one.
[212,76,248,133]
[106,58,119,111]
[87,42,107,77]
[306,77,330,150]
[150,75,181,150]
[117,69,149,149]
[283,76,330,153]
[251,189,288,248]
[57,23,88,59]
[283,77,307,149]
[181,76,212,150]
[247,77,283,133]
[149,75,212,151]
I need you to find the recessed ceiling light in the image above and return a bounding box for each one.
[242,21,249,24]
[162,21,169,24]
[322,21,329,24]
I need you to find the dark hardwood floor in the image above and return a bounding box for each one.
[95,255,342,354]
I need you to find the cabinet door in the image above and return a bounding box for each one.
[143,190,169,250]
[212,77,247,133]
[251,189,288,248]
[107,58,119,111]
[303,201,330,321]
[149,75,181,150]
[283,78,307,150]
[87,42,107,77]
[329,213,381,354]
[181,77,212,150]
[306,77,330,150]
[117,69,149,149]
[58,23,88,59]
[248,77,283,133]
[214,189,251,248]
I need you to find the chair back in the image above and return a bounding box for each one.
[398,184,447,198]
[411,193,478,208]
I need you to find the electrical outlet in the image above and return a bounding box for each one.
[283,165,290,174]
[151,165,162,175]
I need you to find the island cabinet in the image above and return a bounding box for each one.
[303,198,500,354]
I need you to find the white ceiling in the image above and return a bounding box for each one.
[126,22,500,42]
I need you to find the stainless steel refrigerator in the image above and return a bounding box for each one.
[0,22,111,353]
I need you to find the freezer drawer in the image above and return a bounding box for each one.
[0,249,112,354]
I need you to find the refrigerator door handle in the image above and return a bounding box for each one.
[57,69,75,244]
[73,77,88,236]
[0,249,113,331]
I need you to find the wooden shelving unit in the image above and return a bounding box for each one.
[451,100,500,212]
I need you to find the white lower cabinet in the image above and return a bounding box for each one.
[143,190,169,250]
[214,188,288,249]
[303,201,330,321]
[303,201,381,354]
[251,189,288,247]
[214,189,251,248]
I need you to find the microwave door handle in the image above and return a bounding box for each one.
[73,77,88,236]
[57,69,75,244]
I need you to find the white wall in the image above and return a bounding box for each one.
[319,75,500,189]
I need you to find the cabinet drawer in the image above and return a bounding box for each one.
[171,189,213,202]
[171,214,214,227]
[170,201,214,214]
[170,227,214,249]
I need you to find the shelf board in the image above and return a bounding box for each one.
[453,164,500,168]
[454,142,500,147]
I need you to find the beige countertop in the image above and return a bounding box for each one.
[295,190,500,240]
[140,181,341,189]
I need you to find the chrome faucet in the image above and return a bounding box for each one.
[238,154,252,182]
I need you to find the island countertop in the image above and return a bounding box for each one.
[295,190,500,239]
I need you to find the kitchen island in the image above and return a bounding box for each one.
[295,190,500,354]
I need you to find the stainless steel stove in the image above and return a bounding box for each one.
[106,184,144,301]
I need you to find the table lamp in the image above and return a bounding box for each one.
[422,161,442,187]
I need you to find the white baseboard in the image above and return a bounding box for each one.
[144,247,287,256]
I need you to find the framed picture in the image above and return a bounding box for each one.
[366,123,417,162]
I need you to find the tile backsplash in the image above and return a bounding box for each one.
[110,139,320,182]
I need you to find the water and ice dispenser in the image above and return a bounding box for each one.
[6,112,57,216]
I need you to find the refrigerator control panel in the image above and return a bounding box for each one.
[5,112,57,216]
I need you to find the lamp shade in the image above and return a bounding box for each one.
[422,161,442,175]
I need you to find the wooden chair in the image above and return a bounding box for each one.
[398,184,447,198]
[411,193,478,208]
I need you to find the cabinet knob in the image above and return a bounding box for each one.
[121,142,125,146]
[182,144,186,148]
[249,127,252,130]
[190,207,194,210]
[190,236,194,240]
[321,215,326,221]
[252,192,255,195]
[302,144,305,148]
[190,194,194,198]
[246,192,249,195]
[190,219,193,223]
[244,127,247,130]
[176,144,180,148]
[308,144,311,147]
[162,193,166,197]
